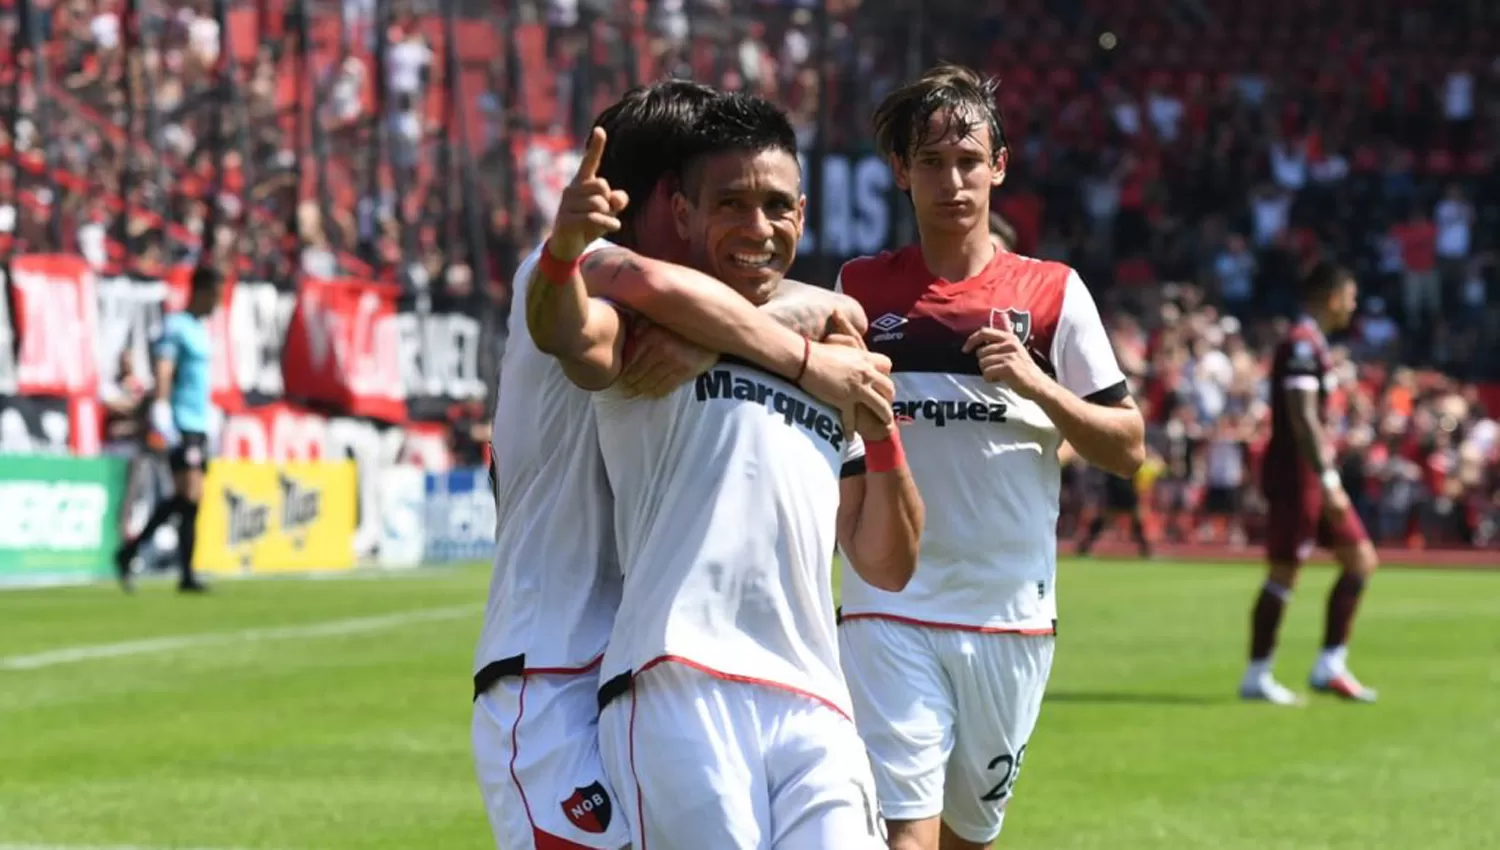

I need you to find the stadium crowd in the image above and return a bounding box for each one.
[2,0,1497,548]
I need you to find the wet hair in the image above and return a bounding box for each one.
[591,79,722,240]
[677,91,800,199]
[871,63,1005,164]
[1301,260,1354,304]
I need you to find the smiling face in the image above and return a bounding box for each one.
[892,107,1006,237]
[672,147,805,305]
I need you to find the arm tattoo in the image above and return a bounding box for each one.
[526,248,638,336]
[762,296,839,339]
[580,248,640,292]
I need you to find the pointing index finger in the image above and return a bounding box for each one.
[573,126,608,184]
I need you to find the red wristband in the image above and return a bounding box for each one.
[792,337,812,385]
[864,430,906,473]
[537,239,582,284]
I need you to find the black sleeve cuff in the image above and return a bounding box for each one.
[1084,380,1131,406]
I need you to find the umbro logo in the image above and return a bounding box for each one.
[871,313,908,342]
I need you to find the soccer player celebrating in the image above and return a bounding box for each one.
[1242,261,1379,706]
[113,265,224,594]
[536,91,923,848]
[473,81,892,850]
[834,64,1145,850]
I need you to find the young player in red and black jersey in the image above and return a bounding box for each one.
[835,64,1144,850]
[1242,262,1380,705]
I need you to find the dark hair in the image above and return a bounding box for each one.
[872,63,1005,164]
[191,264,223,296]
[591,79,721,241]
[677,91,800,198]
[1301,260,1354,303]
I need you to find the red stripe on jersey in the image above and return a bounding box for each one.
[839,611,1056,636]
[635,655,854,723]
[839,246,1072,372]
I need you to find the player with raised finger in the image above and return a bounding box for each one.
[537,91,922,849]
[473,81,893,850]
[833,64,1146,850]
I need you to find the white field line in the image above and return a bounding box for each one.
[0,604,481,671]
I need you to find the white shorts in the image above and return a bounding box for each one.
[598,660,886,850]
[839,617,1056,844]
[473,670,632,850]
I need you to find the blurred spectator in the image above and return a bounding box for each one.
[1392,207,1439,329]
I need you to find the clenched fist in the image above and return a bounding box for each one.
[802,313,896,439]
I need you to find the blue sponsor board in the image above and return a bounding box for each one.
[423,467,497,563]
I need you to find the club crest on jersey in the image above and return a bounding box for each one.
[561,781,613,834]
[989,308,1032,344]
[870,312,908,342]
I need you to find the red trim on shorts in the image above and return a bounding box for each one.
[504,661,610,850]
[839,611,1056,636]
[532,828,599,850]
[635,654,854,723]
[627,691,647,850]
[506,676,541,837]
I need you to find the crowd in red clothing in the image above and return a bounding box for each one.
[1066,282,1500,550]
[3,0,1498,548]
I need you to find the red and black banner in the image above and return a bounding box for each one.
[1,253,493,457]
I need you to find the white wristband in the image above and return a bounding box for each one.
[1320,469,1341,491]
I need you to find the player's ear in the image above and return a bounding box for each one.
[889,154,911,192]
[671,190,691,241]
[792,194,806,239]
[991,148,1009,188]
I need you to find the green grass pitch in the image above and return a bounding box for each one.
[0,559,1496,850]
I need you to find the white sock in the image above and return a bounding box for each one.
[1317,646,1348,673]
[1245,659,1272,682]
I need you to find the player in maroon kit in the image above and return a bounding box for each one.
[1241,262,1379,705]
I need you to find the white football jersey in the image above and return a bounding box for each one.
[474,239,622,674]
[837,248,1127,632]
[594,359,865,715]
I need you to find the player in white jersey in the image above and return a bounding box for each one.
[836,65,1146,850]
[532,92,926,849]
[474,81,891,850]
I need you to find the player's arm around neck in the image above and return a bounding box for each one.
[763,279,869,339]
[585,250,814,379]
